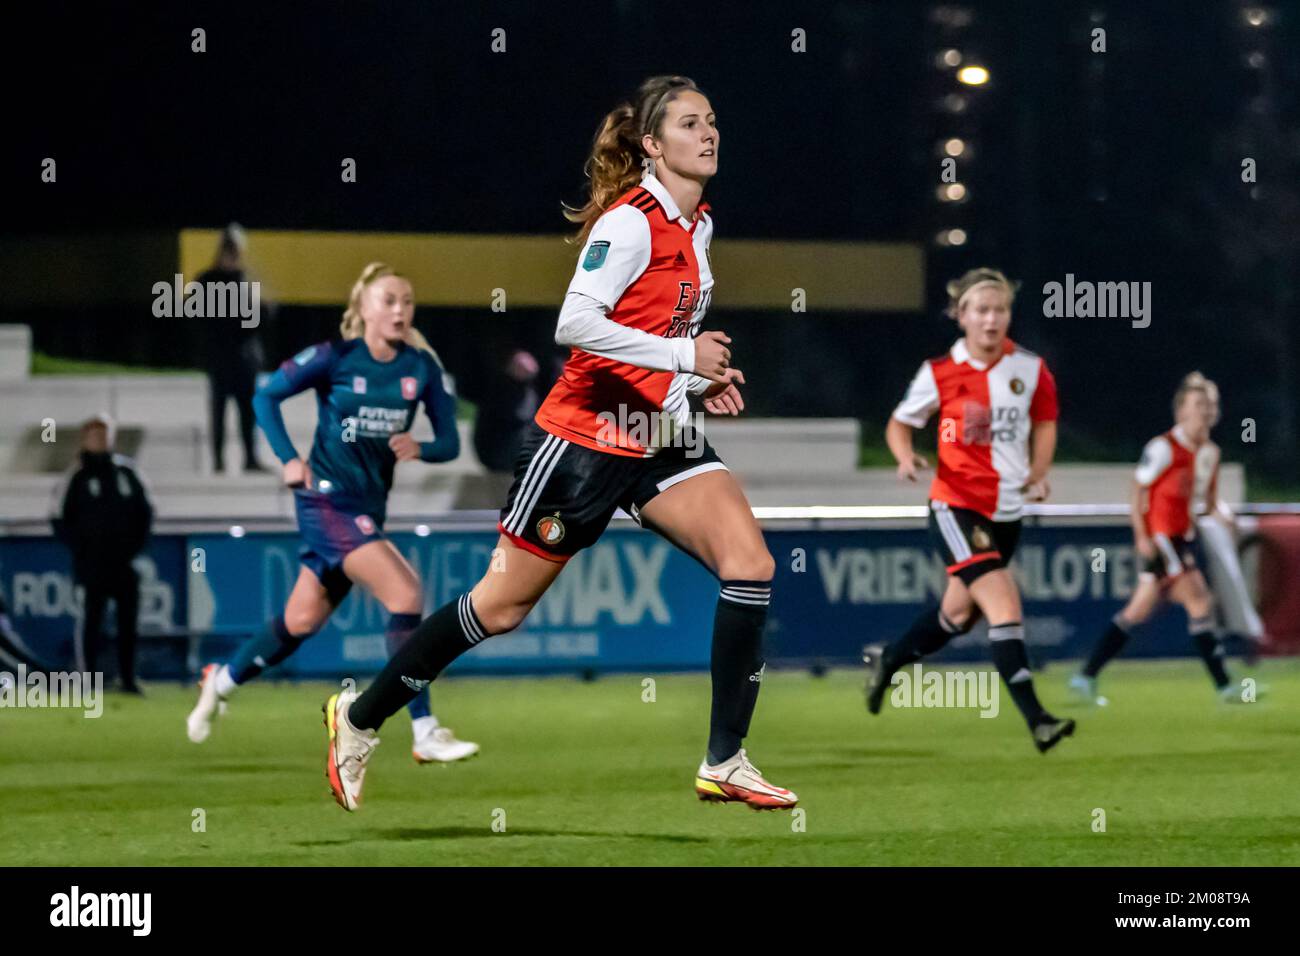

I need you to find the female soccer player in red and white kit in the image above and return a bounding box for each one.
[322,75,798,811]
[864,268,1076,753]
[1070,373,1243,703]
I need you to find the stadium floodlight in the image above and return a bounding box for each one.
[1243,7,1270,27]
[957,65,989,86]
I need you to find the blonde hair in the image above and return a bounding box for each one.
[563,75,705,246]
[944,267,1019,319]
[1176,370,1217,421]
[340,261,440,363]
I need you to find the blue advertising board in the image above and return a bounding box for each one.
[0,521,1192,677]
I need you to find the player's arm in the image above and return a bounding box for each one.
[886,417,927,483]
[405,357,460,464]
[1132,436,1171,558]
[253,342,334,486]
[556,206,733,382]
[1024,421,1056,501]
[1023,361,1059,501]
[888,361,938,482]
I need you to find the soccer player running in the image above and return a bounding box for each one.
[1070,373,1242,703]
[187,262,479,763]
[323,75,798,812]
[863,268,1076,753]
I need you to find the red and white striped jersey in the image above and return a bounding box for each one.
[1136,425,1217,538]
[535,171,714,457]
[893,338,1058,520]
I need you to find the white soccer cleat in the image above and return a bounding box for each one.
[411,717,480,763]
[1067,673,1103,706]
[324,690,380,812]
[695,749,798,811]
[186,663,227,743]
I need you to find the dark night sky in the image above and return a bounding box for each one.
[4,0,1299,475]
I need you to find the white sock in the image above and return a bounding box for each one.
[214,664,238,698]
[411,715,440,740]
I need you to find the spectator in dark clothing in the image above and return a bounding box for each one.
[51,416,154,692]
[197,223,268,473]
[458,344,543,472]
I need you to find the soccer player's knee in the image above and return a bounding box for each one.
[473,599,531,637]
[945,606,975,632]
[383,584,423,617]
[719,548,775,584]
[283,609,324,638]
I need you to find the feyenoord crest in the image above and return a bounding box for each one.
[401,376,418,400]
[971,526,992,550]
[353,376,367,394]
[354,514,376,535]
[537,513,566,546]
[1009,377,1025,395]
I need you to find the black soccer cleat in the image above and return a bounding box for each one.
[1032,715,1076,753]
[862,643,889,715]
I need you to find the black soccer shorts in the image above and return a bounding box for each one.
[1141,532,1197,583]
[927,499,1022,586]
[497,422,728,561]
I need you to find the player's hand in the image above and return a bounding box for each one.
[896,453,929,483]
[702,370,745,415]
[283,458,311,489]
[389,433,420,462]
[693,331,733,383]
[1022,476,1051,501]
[1136,537,1156,560]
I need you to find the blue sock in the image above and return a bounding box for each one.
[228,615,305,685]
[385,612,431,721]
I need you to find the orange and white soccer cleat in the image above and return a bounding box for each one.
[695,749,798,811]
[323,690,380,811]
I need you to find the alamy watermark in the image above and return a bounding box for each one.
[596,406,706,457]
[151,274,261,327]
[0,665,103,718]
[889,664,999,718]
[1042,273,1151,328]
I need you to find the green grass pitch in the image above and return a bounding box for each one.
[3,659,1298,866]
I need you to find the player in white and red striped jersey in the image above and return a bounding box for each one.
[1071,373,1246,703]
[863,268,1075,753]
[321,75,798,813]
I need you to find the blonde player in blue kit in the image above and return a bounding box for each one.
[186,262,479,763]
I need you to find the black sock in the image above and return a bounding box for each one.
[384,612,432,721]
[1191,617,1230,689]
[228,615,305,685]
[1083,617,1131,678]
[349,594,486,732]
[884,603,966,674]
[707,581,771,766]
[988,623,1047,727]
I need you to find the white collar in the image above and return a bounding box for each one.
[1171,424,1198,452]
[637,169,691,225]
[950,339,988,370]
[950,337,1011,371]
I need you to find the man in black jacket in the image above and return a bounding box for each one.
[52,415,154,692]
[196,223,268,473]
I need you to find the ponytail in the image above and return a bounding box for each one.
[563,75,704,245]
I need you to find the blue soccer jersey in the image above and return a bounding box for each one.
[253,338,459,522]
